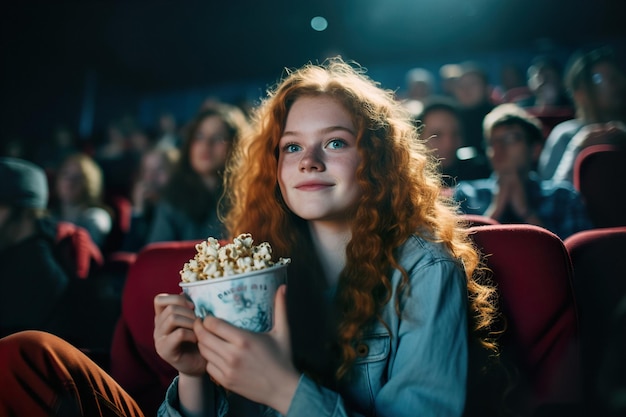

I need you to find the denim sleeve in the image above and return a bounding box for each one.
[157,376,228,417]
[286,259,468,417]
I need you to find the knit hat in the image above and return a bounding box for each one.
[0,157,49,208]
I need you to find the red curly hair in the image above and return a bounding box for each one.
[224,58,497,380]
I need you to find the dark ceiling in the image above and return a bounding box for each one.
[1,0,625,141]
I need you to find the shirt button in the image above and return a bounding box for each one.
[356,343,369,357]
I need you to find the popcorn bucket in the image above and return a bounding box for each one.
[179,263,289,332]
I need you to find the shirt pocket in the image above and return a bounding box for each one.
[345,333,391,414]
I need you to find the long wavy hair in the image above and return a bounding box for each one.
[224,58,498,380]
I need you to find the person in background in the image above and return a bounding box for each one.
[33,124,80,177]
[0,57,499,417]
[552,121,626,183]
[495,62,529,104]
[521,55,573,110]
[0,158,70,338]
[452,61,496,159]
[154,112,182,150]
[121,146,180,252]
[146,103,250,243]
[454,103,593,239]
[404,67,435,102]
[413,97,491,189]
[94,117,142,199]
[538,47,626,180]
[49,152,112,249]
[439,63,462,98]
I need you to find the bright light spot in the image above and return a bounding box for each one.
[311,16,328,32]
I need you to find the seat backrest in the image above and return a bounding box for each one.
[55,220,104,279]
[573,144,626,228]
[469,224,581,412]
[109,240,198,416]
[563,226,626,411]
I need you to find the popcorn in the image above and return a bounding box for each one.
[180,233,290,283]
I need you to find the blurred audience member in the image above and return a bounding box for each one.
[50,153,112,249]
[439,63,462,98]
[147,103,249,243]
[496,62,529,104]
[500,62,527,93]
[553,121,626,183]
[154,112,181,150]
[452,61,495,157]
[121,146,180,252]
[94,117,141,198]
[405,67,435,101]
[413,97,491,188]
[0,158,69,338]
[522,55,573,110]
[454,104,593,239]
[33,125,80,176]
[538,47,626,180]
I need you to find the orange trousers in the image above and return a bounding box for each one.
[0,331,144,417]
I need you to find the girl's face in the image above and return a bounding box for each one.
[56,160,86,204]
[190,115,231,177]
[278,95,362,224]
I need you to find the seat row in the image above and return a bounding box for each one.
[95,224,625,416]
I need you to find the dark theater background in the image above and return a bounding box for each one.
[1,0,625,149]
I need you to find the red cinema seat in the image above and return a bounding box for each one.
[109,240,198,416]
[573,144,626,228]
[468,224,582,415]
[564,226,626,414]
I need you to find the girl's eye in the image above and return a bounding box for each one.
[326,139,346,150]
[282,143,301,153]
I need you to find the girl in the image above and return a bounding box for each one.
[154,58,497,416]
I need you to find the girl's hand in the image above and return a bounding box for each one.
[153,293,207,376]
[194,285,300,414]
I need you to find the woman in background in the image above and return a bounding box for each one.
[146,103,250,243]
[50,152,112,249]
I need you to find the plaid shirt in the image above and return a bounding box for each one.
[453,173,594,239]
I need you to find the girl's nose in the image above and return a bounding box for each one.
[299,148,325,172]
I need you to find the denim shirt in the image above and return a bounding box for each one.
[158,235,469,417]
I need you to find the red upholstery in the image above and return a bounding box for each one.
[573,144,626,228]
[109,240,198,416]
[55,221,104,279]
[564,226,626,411]
[469,224,581,412]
